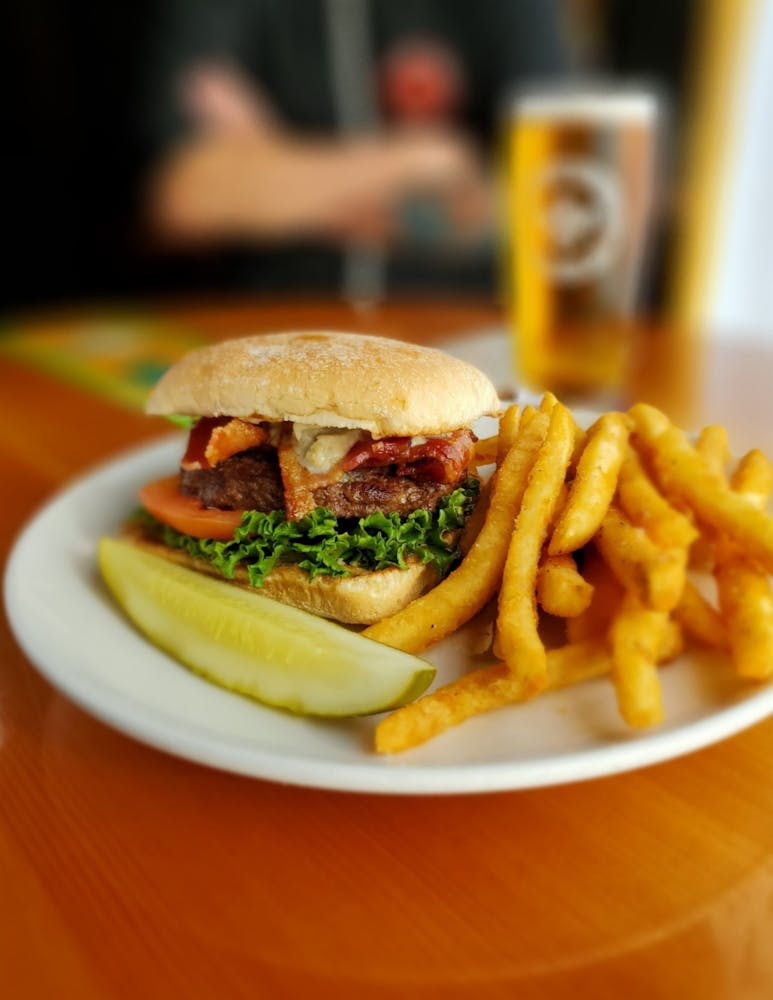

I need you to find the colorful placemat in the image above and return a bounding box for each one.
[0,316,206,410]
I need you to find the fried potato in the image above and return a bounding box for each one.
[673,581,729,651]
[595,504,688,612]
[686,426,727,569]
[496,404,522,464]
[715,554,773,679]
[476,404,526,467]
[536,554,594,618]
[549,412,631,555]
[375,639,611,754]
[616,446,699,550]
[474,435,499,467]
[730,449,773,510]
[630,404,773,574]
[659,618,685,663]
[695,425,730,479]
[375,619,684,753]
[362,412,550,654]
[461,408,529,557]
[496,403,575,691]
[713,444,773,678]
[566,545,624,643]
[609,596,667,727]
[374,393,773,752]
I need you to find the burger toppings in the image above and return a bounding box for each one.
[278,436,344,521]
[140,474,245,541]
[180,448,284,513]
[139,475,481,588]
[340,428,475,484]
[175,418,478,522]
[293,425,364,473]
[181,416,268,471]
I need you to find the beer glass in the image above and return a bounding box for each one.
[504,88,659,401]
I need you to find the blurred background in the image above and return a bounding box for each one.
[2,1,699,308]
[4,0,772,343]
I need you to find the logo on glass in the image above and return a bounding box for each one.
[535,158,623,285]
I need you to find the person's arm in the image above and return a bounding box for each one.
[147,123,485,244]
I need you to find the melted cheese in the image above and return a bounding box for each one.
[292,424,364,473]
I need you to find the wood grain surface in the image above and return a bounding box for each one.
[2,301,773,1000]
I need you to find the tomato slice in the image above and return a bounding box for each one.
[139,475,246,541]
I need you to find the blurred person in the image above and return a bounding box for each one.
[139,0,573,299]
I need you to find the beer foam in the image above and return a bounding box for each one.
[514,91,658,123]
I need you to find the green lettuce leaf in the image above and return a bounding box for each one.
[140,477,479,587]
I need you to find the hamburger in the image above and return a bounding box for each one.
[131,330,501,624]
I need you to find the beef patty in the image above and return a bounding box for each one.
[180,447,460,519]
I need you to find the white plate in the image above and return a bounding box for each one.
[6,431,773,795]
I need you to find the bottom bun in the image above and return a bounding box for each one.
[127,530,439,625]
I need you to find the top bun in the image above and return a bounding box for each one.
[146,330,501,437]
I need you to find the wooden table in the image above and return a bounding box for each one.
[3,301,773,999]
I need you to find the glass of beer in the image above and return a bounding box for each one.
[503,86,660,402]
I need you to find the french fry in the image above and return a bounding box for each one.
[536,554,594,618]
[714,444,773,679]
[374,393,773,751]
[673,581,729,651]
[549,412,631,555]
[476,403,527,467]
[629,403,773,573]
[541,391,587,469]
[362,412,550,654]
[659,619,685,663]
[686,427,727,569]
[474,435,499,466]
[566,546,623,643]
[496,403,575,691]
[595,504,688,612]
[496,404,522,465]
[517,404,541,434]
[375,640,612,754]
[715,553,773,679]
[609,596,667,727]
[730,449,773,509]
[616,446,699,550]
[695,425,730,479]
[463,408,526,556]
[376,622,683,753]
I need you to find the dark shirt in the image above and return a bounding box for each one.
[139,0,572,297]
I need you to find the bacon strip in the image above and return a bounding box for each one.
[341,429,475,484]
[182,417,268,471]
[277,431,346,521]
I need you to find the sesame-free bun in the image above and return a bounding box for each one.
[147,330,501,437]
[127,529,439,625]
